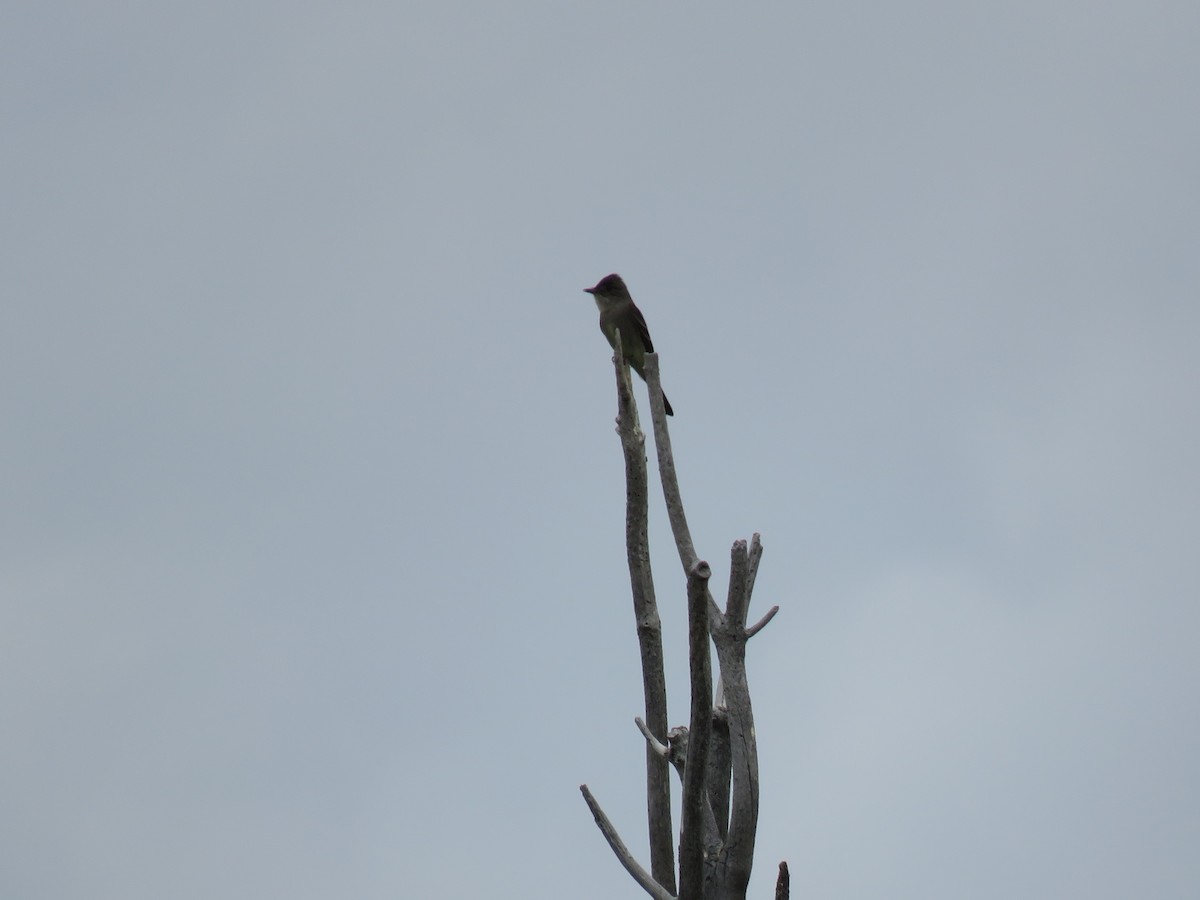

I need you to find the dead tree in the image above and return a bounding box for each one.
[580,338,785,900]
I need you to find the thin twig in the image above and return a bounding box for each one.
[635,717,670,760]
[746,605,780,639]
[579,786,675,900]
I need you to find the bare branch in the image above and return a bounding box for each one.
[707,706,732,842]
[587,331,776,900]
[708,537,766,894]
[644,345,672,427]
[745,533,764,600]
[643,352,699,571]
[613,338,677,893]
[665,722,726,858]
[726,540,750,626]
[679,560,714,900]
[579,785,675,900]
[635,717,669,760]
[775,861,790,900]
[746,605,780,639]
[708,594,725,634]
[714,645,760,893]
[611,327,636,432]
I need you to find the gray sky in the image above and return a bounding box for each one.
[4,3,1198,898]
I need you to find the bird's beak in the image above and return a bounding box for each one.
[583,287,595,294]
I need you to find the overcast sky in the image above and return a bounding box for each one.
[3,3,1198,898]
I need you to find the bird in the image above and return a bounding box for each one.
[584,273,674,416]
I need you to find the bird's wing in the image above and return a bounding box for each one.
[631,304,655,353]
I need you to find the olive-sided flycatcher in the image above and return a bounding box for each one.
[584,273,674,416]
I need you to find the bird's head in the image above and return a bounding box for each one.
[584,273,630,303]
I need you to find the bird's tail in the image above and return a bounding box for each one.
[631,363,674,416]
